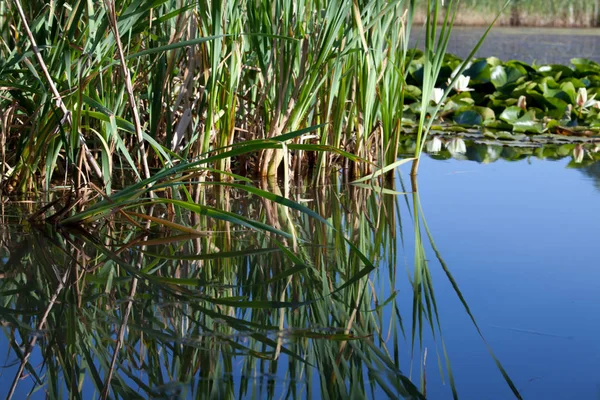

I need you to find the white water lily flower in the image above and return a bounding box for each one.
[431,88,444,105]
[576,87,600,109]
[426,136,443,153]
[446,137,467,154]
[453,75,473,92]
[573,144,585,163]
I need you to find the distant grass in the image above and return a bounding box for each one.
[416,0,600,26]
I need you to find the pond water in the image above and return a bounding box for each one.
[1,27,600,399]
[1,149,598,399]
[408,155,600,399]
[421,26,600,64]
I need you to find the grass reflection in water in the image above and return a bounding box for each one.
[0,171,521,399]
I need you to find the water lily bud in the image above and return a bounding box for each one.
[576,87,587,108]
[445,137,467,154]
[426,136,443,153]
[573,144,584,163]
[517,95,527,111]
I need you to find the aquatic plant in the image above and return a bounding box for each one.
[408,0,509,176]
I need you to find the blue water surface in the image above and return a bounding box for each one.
[402,155,600,399]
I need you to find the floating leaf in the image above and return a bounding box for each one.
[490,65,508,88]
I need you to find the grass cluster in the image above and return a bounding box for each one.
[0,0,490,195]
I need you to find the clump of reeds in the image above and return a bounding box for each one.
[0,0,488,195]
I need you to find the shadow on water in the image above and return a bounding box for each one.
[0,171,523,399]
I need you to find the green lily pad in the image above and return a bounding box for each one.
[561,77,586,90]
[499,106,544,133]
[496,130,516,140]
[499,106,523,124]
[482,129,497,139]
[404,85,422,102]
[537,64,574,79]
[483,119,513,130]
[474,106,496,122]
[513,115,544,134]
[571,58,600,75]
[491,65,508,88]
[464,59,491,83]
[527,92,568,116]
[506,60,536,74]
[486,56,503,67]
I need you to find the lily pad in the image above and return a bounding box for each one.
[491,65,508,88]
[537,64,574,79]
[499,106,544,133]
[464,59,491,83]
